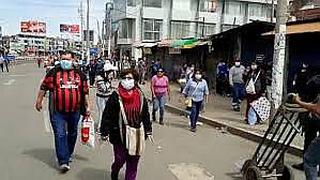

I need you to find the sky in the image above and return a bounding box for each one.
[0,0,107,40]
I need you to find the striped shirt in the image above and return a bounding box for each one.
[40,67,89,113]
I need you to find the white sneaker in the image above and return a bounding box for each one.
[59,164,70,173]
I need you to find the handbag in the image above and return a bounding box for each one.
[185,82,201,107]
[118,93,145,156]
[246,71,261,94]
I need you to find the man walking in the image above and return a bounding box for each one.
[35,51,90,173]
[229,59,245,111]
[151,68,170,125]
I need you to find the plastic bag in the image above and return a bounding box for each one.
[81,116,95,148]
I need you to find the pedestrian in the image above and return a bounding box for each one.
[95,63,115,134]
[37,57,42,68]
[0,53,4,73]
[151,68,170,125]
[138,57,147,85]
[3,56,9,73]
[100,68,152,180]
[186,64,195,82]
[88,59,97,87]
[35,51,90,173]
[216,60,229,96]
[150,59,161,78]
[292,68,320,171]
[292,86,320,180]
[244,62,266,123]
[229,59,246,111]
[183,69,209,132]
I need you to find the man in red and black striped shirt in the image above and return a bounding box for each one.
[35,51,90,173]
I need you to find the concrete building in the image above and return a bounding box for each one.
[112,0,275,60]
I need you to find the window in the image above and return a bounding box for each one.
[249,3,268,17]
[200,0,217,12]
[127,0,136,6]
[143,0,162,8]
[197,23,216,37]
[224,1,246,15]
[171,21,191,39]
[119,19,134,39]
[143,19,162,41]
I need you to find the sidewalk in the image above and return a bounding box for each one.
[141,81,304,156]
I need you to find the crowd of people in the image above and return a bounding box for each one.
[32,50,319,180]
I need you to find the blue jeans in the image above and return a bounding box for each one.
[153,94,167,120]
[190,101,203,129]
[304,135,320,180]
[51,111,81,165]
[232,83,245,106]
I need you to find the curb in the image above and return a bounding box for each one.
[164,103,303,157]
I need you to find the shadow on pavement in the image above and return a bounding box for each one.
[77,168,111,180]
[225,172,243,180]
[22,148,56,169]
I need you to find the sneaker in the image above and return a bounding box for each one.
[59,164,70,173]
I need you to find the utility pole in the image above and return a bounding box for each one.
[271,0,288,110]
[78,1,85,60]
[106,0,113,58]
[86,0,90,62]
[271,0,275,22]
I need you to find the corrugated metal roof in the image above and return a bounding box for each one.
[263,21,320,35]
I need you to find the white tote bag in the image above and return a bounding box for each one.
[250,96,271,122]
[119,95,145,156]
[246,71,261,94]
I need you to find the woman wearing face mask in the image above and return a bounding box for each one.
[100,69,152,180]
[151,68,170,125]
[245,62,266,124]
[183,69,209,132]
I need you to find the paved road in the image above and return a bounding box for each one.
[0,63,305,180]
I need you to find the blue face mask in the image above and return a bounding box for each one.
[60,60,73,70]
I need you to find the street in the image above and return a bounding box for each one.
[0,63,306,180]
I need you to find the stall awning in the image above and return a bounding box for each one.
[142,42,157,48]
[262,21,320,36]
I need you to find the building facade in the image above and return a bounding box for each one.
[112,0,275,60]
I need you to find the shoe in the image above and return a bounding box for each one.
[190,128,197,133]
[292,163,304,171]
[59,164,70,173]
[159,121,164,125]
[111,171,118,180]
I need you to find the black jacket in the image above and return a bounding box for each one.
[100,90,152,145]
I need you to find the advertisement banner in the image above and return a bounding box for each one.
[21,21,46,33]
[60,24,80,33]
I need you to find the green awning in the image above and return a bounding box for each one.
[170,38,198,48]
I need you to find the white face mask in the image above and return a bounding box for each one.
[195,74,202,80]
[235,62,241,66]
[121,79,135,90]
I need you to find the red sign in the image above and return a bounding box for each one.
[60,24,80,33]
[21,21,46,33]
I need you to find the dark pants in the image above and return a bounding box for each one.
[51,111,80,165]
[111,144,140,180]
[216,76,230,96]
[0,64,3,72]
[89,75,95,86]
[232,83,245,107]
[4,62,9,72]
[190,101,203,129]
[304,135,320,180]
